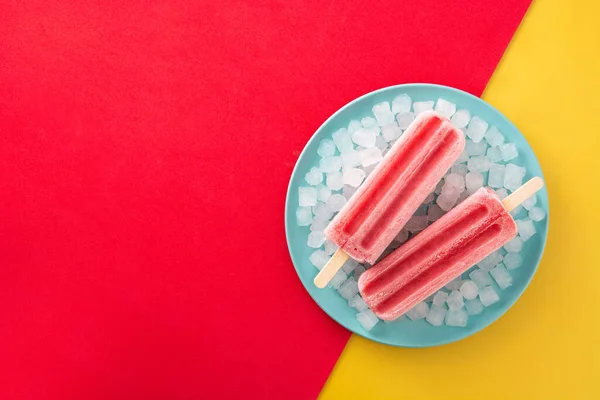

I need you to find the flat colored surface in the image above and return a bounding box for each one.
[0,0,532,398]
[286,84,548,347]
[320,0,600,399]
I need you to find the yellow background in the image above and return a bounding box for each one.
[321,0,600,398]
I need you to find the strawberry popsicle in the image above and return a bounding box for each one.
[358,178,544,320]
[326,111,464,265]
[314,111,465,288]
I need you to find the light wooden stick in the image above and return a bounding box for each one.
[502,177,544,211]
[314,248,349,288]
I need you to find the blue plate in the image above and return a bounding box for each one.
[284,83,549,347]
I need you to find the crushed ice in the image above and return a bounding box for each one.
[297,95,546,331]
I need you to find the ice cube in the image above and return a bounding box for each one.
[413,101,434,115]
[347,120,362,133]
[358,147,383,167]
[445,173,464,189]
[310,217,329,232]
[445,277,463,290]
[495,188,508,200]
[466,116,488,143]
[326,172,344,190]
[298,186,318,206]
[456,148,469,164]
[307,231,326,248]
[469,268,494,288]
[466,139,488,156]
[296,206,313,226]
[510,205,524,218]
[324,239,338,255]
[406,302,429,320]
[405,215,428,232]
[343,168,366,188]
[465,171,484,194]
[317,139,336,158]
[341,150,361,169]
[522,194,537,210]
[341,258,359,274]
[338,277,359,300]
[348,294,369,312]
[395,228,409,244]
[465,298,484,315]
[434,98,456,118]
[361,117,377,128]
[457,190,469,204]
[446,290,465,311]
[460,280,479,300]
[487,146,503,163]
[381,123,402,142]
[332,128,354,153]
[490,264,512,289]
[391,94,412,114]
[319,156,342,173]
[433,291,449,307]
[451,109,471,128]
[353,265,366,280]
[428,204,445,221]
[478,250,504,270]
[309,250,330,270]
[445,309,468,327]
[484,126,505,147]
[503,163,526,191]
[330,270,347,289]
[451,163,468,176]
[436,191,458,211]
[352,128,377,148]
[516,219,536,241]
[372,102,395,126]
[342,185,357,200]
[503,253,522,270]
[467,156,491,172]
[500,143,519,161]
[356,309,379,331]
[375,135,388,151]
[529,207,546,222]
[313,202,333,220]
[326,194,347,213]
[305,167,323,186]
[479,286,500,306]
[488,163,505,189]
[317,185,332,202]
[426,305,447,326]
[396,111,416,129]
[443,181,461,197]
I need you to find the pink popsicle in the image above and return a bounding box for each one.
[358,187,518,321]
[325,111,465,265]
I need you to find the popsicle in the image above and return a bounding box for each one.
[358,177,544,320]
[314,111,465,288]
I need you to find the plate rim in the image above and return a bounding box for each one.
[284,82,550,347]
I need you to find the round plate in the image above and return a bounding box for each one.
[284,83,549,347]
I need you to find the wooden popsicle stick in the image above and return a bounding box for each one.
[314,248,349,289]
[502,177,544,212]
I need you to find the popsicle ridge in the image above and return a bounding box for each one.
[326,111,465,264]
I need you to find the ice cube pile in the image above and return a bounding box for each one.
[296,96,546,332]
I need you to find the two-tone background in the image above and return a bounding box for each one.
[1,1,598,398]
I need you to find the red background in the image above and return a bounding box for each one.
[0,1,530,398]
